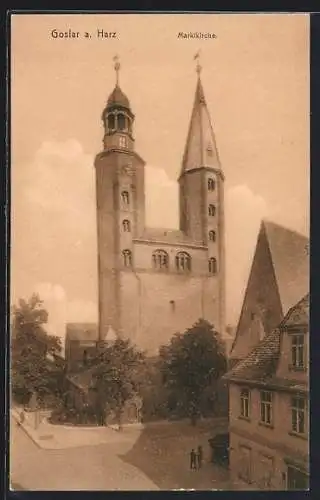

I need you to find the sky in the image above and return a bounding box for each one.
[10,13,310,340]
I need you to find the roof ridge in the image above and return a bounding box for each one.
[262,219,309,240]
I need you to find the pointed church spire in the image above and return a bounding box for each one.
[180,55,221,176]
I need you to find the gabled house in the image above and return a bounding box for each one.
[230,220,309,368]
[224,294,309,490]
[65,323,98,372]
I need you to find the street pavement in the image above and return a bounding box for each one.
[10,415,231,490]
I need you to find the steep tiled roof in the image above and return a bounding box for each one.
[107,84,130,109]
[264,220,309,314]
[230,220,309,361]
[180,75,221,177]
[66,323,98,343]
[225,294,309,385]
[225,328,281,382]
[280,293,309,328]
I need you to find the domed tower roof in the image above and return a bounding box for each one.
[107,84,130,110]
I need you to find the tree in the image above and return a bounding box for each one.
[159,318,227,425]
[93,338,145,428]
[11,294,62,405]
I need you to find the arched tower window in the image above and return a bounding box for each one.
[122,220,131,232]
[208,204,216,216]
[108,113,115,130]
[122,249,132,267]
[118,113,126,131]
[208,178,215,191]
[209,257,217,274]
[121,191,129,205]
[152,250,169,270]
[209,230,216,242]
[176,252,191,272]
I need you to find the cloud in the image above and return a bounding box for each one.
[11,140,98,312]
[12,139,272,331]
[22,139,96,223]
[33,282,98,348]
[33,282,67,346]
[35,282,66,302]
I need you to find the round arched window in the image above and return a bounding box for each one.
[176,252,191,272]
[107,114,115,130]
[152,250,169,270]
[118,114,126,131]
[208,257,217,274]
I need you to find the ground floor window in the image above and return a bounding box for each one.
[287,466,309,490]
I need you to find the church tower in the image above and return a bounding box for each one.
[94,57,145,342]
[179,56,226,334]
[94,56,226,354]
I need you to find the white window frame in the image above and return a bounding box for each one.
[291,396,307,435]
[291,334,305,369]
[240,388,250,419]
[260,390,273,426]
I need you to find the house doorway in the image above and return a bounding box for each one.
[287,466,309,490]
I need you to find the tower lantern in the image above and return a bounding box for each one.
[101,56,135,151]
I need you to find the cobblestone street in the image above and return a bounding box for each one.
[10,414,231,490]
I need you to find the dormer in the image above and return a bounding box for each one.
[276,294,309,382]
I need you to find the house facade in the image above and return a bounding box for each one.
[225,294,309,490]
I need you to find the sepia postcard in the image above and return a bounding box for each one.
[9,12,310,491]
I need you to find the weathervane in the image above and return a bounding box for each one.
[113,55,120,86]
[194,50,202,75]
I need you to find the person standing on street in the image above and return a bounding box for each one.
[190,449,197,470]
[197,445,203,469]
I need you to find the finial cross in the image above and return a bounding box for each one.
[113,55,120,85]
[194,50,202,75]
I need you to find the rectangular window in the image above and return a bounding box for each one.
[291,334,305,369]
[291,396,306,435]
[260,391,273,425]
[240,388,250,419]
[238,446,251,483]
[119,136,127,148]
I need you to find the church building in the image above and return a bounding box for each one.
[94,58,226,354]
